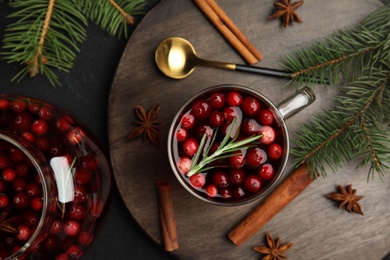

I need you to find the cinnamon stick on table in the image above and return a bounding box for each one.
[157,181,179,251]
[193,0,263,65]
[228,164,315,246]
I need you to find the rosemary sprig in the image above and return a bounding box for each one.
[187,118,263,177]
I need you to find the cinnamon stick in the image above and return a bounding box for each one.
[157,181,179,251]
[228,163,315,246]
[193,0,263,64]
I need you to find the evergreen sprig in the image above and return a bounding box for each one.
[285,4,390,180]
[1,0,146,86]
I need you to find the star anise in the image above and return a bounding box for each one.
[254,232,293,260]
[128,104,161,145]
[268,0,304,28]
[325,184,364,215]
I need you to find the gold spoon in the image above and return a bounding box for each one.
[155,37,327,83]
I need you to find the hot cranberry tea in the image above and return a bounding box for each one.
[169,86,288,205]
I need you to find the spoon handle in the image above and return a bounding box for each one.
[235,64,328,84]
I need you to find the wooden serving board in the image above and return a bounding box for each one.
[108,1,389,259]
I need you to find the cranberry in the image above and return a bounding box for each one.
[195,124,213,140]
[67,204,87,221]
[244,175,262,193]
[229,151,245,168]
[16,225,31,241]
[38,107,52,120]
[259,109,274,125]
[9,148,24,162]
[34,137,50,151]
[43,234,60,251]
[2,168,16,182]
[49,142,62,156]
[74,184,87,203]
[189,173,206,188]
[209,92,225,109]
[229,168,246,185]
[30,196,43,211]
[212,171,229,188]
[9,100,26,113]
[23,210,39,226]
[223,106,241,123]
[180,113,195,129]
[66,244,80,258]
[176,128,188,142]
[56,252,70,260]
[56,117,71,131]
[191,100,211,120]
[208,110,224,127]
[13,192,30,209]
[15,163,30,177]
[258,126,276,145]
[31,119,48,136]
[177,157,192,174]
[205,184,218,197]
[241,97,260,116]
[13,177,27,192]
[226,91,242,106]
[259,163,274,181]
[78,231,93,245]
[0,155,9,170]
[182,138,199,157]
[268,143,283,160]
[0,99,10,110]
[219,188,232,198]
[67,127,84,145]
[14,112,32,131]
[232,186,246,199]
[26,182,42,197]
[28,102,40,113]
[80,154,97,170]
[241,119,261,136]
[0,194,9,208]
[50,220,63,234]
[75,169,92,185]
[246,147,267,168]
[21,131,35,142]
[63,220,81,237]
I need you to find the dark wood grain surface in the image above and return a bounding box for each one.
[108,0,389,259]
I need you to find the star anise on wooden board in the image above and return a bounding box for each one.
[128,104,161,145]
[268,0,304,28]
[325,184,364,215]
[254,232,293,260]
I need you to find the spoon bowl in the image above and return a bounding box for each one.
[155,37,329,84]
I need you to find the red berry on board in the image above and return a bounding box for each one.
[182,138,199,157]
[180,113,195,129]
[212,170,229,188]
[177,157,192,174]
[241,97,260,116]
[191,100,211,120]
[258,163,274,181]
[31,119,48,136]
[229,168,246,185]
[246,147,267,168]
[176,128,188,142]
[268,143,283,160]
[259,109,274,126]
[205,184,218,197]
[189,173,206,189]
[209,92,225,109]
[244,175,262,193]
[226,91,242,106]
[258,126,276,145]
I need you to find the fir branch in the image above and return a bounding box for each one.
[284,5,390,87]
[2,0,88,86]
[79,0,146,38]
